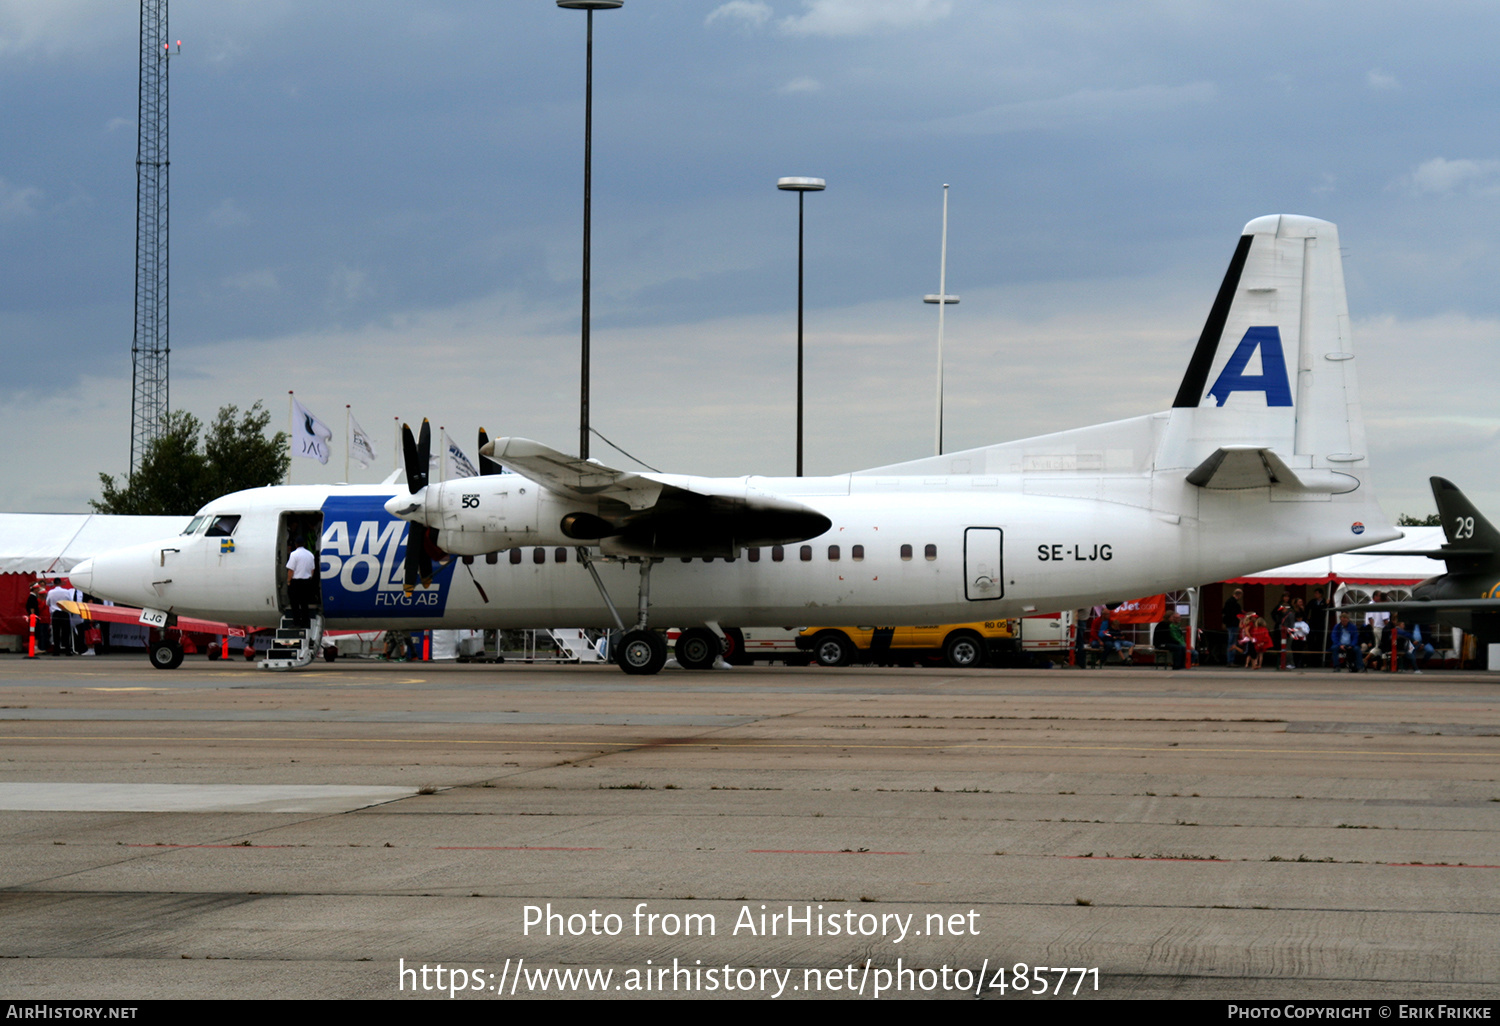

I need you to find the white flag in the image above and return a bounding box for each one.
[292,399,333,465]
[443,431,478,479]
[349,413,378,470]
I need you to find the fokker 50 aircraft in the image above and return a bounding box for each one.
[73,214,1400,674]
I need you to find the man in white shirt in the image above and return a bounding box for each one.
[285,538,317,627]
[45,579,73,656]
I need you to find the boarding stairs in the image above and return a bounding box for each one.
[259,614,323,671]
[549,628,605,663]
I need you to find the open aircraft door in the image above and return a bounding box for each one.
[275,510,324,617]
[964,527,1004,601]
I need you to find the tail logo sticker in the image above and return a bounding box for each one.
[1207,326,1294,408]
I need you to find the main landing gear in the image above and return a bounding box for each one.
[577,550,723,676]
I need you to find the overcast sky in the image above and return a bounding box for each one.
[4,0,1500,521]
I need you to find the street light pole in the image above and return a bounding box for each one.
[558,0,622,460]
[777,176,825,476]
[923,184,959,456]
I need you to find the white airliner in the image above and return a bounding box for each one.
[73,215,1399,674]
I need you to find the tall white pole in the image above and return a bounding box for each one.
[935,184,949,456]
[924,187,958,456]
[344,404,351,483]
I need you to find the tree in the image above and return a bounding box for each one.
[93,402,290,515]
[1397,513,1441,526]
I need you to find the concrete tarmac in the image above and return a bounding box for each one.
[0,654,1496,1001]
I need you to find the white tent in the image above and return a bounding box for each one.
[0,513,189,575]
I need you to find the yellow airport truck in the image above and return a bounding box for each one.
[796,620,1019,668]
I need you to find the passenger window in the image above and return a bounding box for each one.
[925,544,937,561]
[509,548,522,565]
[555,548,567,563]
[800,545,812,561]
[772,546,785,562]
[748,548,760,563]
[205,515,240,537]
[852,544,864,561]
[681,557,693,564]
[702,556,714,563]
[827,545,840,561]
[533,547,545,565]
[900,544,913,561]
[724,553,735,563]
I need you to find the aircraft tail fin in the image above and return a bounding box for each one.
[1162,215,1368,483]
[1430,477,1500,574]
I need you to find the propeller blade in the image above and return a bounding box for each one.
[478,428,503,476]
[401,421,429,495]
[402,523,421,595]
[418,526,434,588]
[417,420,432,486]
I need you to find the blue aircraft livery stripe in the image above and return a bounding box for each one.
[1206,326,1294,408]
[318,494,457,618]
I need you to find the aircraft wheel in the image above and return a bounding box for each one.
[322,646,338,663]
[675,628,721,671]
[811,631,854,668]
[943,631,985,669]
[616,630,667,676]
[206,644,220,661]
[149,640,184,671]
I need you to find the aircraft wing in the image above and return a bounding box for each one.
[482,437,832,555]
[485,438,665,509]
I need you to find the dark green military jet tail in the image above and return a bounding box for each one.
[1428,477,1500,576]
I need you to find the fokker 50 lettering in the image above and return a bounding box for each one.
[73,215,1401,675]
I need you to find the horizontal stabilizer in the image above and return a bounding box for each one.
[1342,599,1500,614]
[1368,549,1493,560]
[1186,446,1355,493]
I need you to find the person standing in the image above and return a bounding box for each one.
[1306,588,1329,667]
[25,582,49,655]
[45,578,73,656]
[285,536,317,628]
[1221,588,1244,665]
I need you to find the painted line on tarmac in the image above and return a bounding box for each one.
[434,846,605,851]
[0,733,1495,759]
[749,849,911,855]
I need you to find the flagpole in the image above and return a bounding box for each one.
[393,417,400,473]
[286,391,294,485]
[345,405,351,483]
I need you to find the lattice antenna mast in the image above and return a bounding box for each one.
[130,3,176,476]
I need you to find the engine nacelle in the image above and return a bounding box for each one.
[422,478,605,556]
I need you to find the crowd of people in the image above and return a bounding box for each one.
[25,578,105,657]
[1222,586,1436,672]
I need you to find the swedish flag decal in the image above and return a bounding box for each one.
[220,538,235,554]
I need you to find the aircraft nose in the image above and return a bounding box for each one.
[70,558,94,592]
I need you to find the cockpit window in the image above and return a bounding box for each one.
[183,516,206,535]
[205,515,241,537]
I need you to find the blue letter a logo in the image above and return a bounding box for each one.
[1207,326,1293,407]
